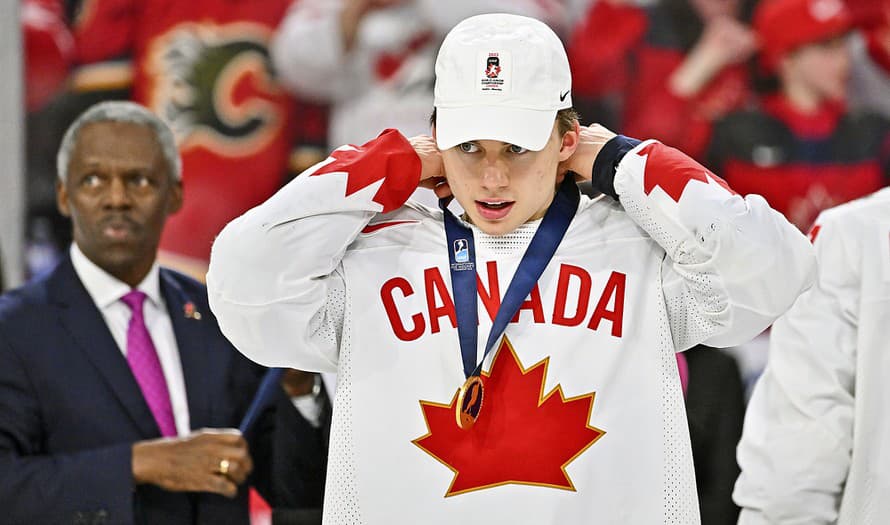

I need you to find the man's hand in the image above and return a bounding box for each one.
[410,135,450,199]
[559,124,618,182]
[132,429,253,498]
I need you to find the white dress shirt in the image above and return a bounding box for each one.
[70,244,191,436]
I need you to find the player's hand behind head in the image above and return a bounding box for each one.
[559,124,617,182]
[411,135,450,199]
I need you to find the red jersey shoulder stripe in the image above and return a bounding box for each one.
[361,220,420,234]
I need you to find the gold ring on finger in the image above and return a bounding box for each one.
[218,458,230,476]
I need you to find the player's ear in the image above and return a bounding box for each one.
[558,120,580,162]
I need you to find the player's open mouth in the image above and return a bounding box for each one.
[476,200,515,220]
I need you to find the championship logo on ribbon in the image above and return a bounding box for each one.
[454,239,469,263]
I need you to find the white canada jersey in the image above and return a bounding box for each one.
[208,130,815,524]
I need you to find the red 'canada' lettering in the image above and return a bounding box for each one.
[380,278,425,341]
[552,264,592,326]
[511,285,545,323]
[587,271,625,337]
[379,264,628,341]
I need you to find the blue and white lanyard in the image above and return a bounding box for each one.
[439,175,580,379]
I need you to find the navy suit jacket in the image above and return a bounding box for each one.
[0,257,273,525]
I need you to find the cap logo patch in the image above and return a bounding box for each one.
[485,56,501,78]
[479,51,509,94]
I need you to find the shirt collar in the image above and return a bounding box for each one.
[70,243,163,310]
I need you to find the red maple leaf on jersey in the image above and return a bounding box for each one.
[311,129,420,212]
[413,338,605,497]
[638,142,736,202]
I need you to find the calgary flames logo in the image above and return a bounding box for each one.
[147,22,286,157]
[413,338,605,496]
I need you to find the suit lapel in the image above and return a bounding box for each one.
[50,258,161,438]
[160,270,213,430]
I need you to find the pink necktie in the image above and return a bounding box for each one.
[121,290,177,437]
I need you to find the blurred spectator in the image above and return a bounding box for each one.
[22,0,75,279]
[735,188,890,524]
[847,0,890,117]
[849,30,890,118]
[846,0,890,69]
[709,0,889,232]
[61,0,327,277]
[270,0,568,150]
[22,0,73,112]
[568,0,757,160]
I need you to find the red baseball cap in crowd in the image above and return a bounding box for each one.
[844,0,889,29]
[755,0,854,70]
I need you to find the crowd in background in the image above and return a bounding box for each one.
[20,0,890,276]
[12,0,890,523]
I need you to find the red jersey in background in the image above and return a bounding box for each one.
[709,95,890,231]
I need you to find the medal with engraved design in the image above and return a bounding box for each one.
[456,375,484,430]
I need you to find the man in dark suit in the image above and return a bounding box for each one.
[0,100,324,524]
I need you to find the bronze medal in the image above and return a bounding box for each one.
[455,375,484,430]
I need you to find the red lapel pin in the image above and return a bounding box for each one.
[184,302,202,320]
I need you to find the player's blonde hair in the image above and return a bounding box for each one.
[554,108,580,136]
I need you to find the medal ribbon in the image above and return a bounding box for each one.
[440,175,580,379]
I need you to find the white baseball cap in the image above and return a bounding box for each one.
[434,13,572,152]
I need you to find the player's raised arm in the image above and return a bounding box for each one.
[565,124,817,350]
[207,129,438,371]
